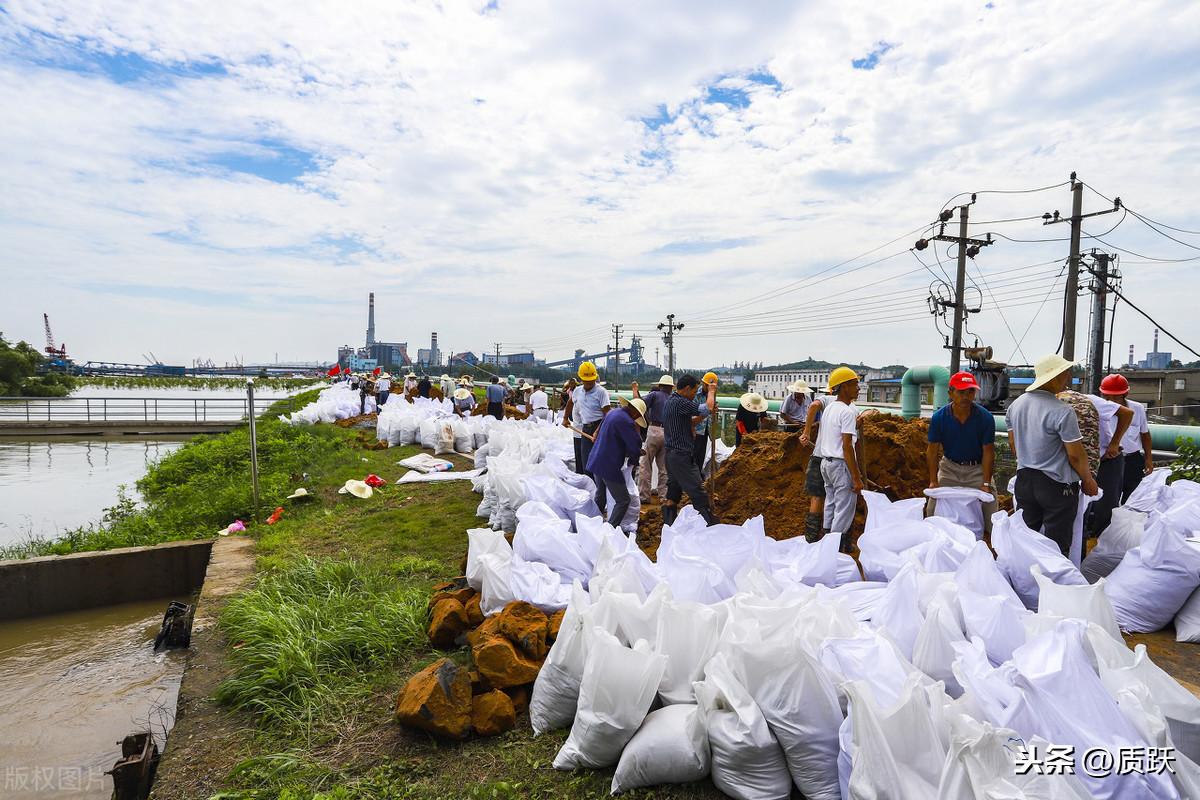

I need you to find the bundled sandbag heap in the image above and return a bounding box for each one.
[374,395,480,454]
[398,473,1200,799]
[280,383,375,425]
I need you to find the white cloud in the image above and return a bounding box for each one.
[2,0,1199,369]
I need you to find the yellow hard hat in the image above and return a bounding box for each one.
[702,371,719,386]
[828,366,860,390]
[578,361,599,381]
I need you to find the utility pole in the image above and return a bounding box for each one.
[1042,172,1121,360]
[611,323,623,381]
[917,198,993,373]
[493,342,501,368]
[657,314,684,373]
[1085,251,1120,394]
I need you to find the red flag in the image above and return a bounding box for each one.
[327,366,339,376]
[342,366,350,374]
[373,367,381,376]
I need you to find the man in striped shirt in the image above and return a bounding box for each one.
[661,373,718,527]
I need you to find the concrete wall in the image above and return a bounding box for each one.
[0,539,213,621]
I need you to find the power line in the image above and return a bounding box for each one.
[1006,265,1068,364]
[939,180,1072,213]
[1105,287,1200,360]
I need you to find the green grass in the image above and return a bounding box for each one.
[215,557,430,739]
[79,375,320,391]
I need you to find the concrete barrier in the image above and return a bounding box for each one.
[0,539,213,621]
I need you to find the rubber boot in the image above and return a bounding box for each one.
[804,512,823,543]
[662,504,678,527]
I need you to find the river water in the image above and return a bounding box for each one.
[0,385,304,549]
[0,598,187,799]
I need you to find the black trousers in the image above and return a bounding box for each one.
[488,401,504,420]
[595,473,631,528]
[1088,456,1124,535]
[665,448,716,525]
[576,421,600,477]
[1014,468,1079,556]
[1121,452,1148,503]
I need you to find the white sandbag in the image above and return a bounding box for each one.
[658,544,735,605]
[610,704,709,794]
[588,536,661,600]
[524,474,600,524]
[1068,486,1099,567]
[857,519,936,582]
[655,598,721,705]
[733,632,844,800]
[992,511,1087,609]
[1108,683,1200,799]
[871,560,924,660]
[936,714,1093,800]
[959,589,1028,666]
[530,583,591,734]
[911,595,967,697]
[835,552,862,584]
[433,418,457,456]
[1176,586,1200,643]
[1104,513,1200,632]
[954,540,1024,608]
[661,516,765,585]
[398,414,420,445]
[1124,467,1171,512]
[553,630,666,770]
[418,417,439,450]
[924,486,995,539]
[477,552,516,616]
[452,417,474,454]
[1094,640,1200,765]
[509,552,572,613]
[465,528,512,591]
[819,629,922,709]
[762,531,841,588]
[1033,566,1122,642]
[512,511,592,585]
[1010,620,1178,800]
[861,490,926,534]
[819,581,888,622]
[472,441,491,470]
[591,584,668,649]
[694,653,792,800]
[844,674,949,799]
[1082,506,1146,583]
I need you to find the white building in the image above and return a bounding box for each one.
[749,369,831,399]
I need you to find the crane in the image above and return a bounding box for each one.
[43,313,67,359]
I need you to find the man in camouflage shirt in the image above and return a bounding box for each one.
[1056,390,1101,474]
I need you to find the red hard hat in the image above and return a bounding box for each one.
[948,371,980,391]
[1100,373,1130,395]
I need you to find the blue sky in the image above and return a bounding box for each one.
[2,1,1199,369]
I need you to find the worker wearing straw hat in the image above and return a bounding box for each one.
[403,372,418,395]
[375,372,392,407]
[778,380,812,431]
[735,392,769,445]
[631,374,674,502]
[440,374,455,398]
[587,397,648,527]
[452,387,477,417]
[1006,355,1099,556]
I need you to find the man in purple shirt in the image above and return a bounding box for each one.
[586,398,647,527]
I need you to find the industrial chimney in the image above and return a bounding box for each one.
[1153,328,1159,353]
[1128,344,1135,367]
[431,332,439,366]
[366,293,376,347]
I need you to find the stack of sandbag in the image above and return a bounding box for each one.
[281,383,372,425]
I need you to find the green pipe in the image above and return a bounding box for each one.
[900,366,950,419]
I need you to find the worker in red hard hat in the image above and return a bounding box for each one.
[1100,373,1154,502]
[926,371,999,533]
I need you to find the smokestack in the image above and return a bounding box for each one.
[366,293,376,347]
[1129,344,1135,367]
[431,332,439,366]
[1153,328,1159,353]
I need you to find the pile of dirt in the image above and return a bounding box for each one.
[638,413,932,553]
[334,412,378,428]
[395,579,562,740]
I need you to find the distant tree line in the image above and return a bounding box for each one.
[0,334,77,397]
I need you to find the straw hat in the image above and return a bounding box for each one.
[381,372,392,380]
[620,397,649,428]
[286,488,311,500]
[1026,354,1077,393]
[657,374,675,387]
[787,379,811,394]
[441,374,451,380]
[740,392,769,413]
[453,388,472,400]
[338,479,373,499]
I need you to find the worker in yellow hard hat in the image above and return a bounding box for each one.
[691,372,720,471]
[810,366,864,552]
[562,361,611,475]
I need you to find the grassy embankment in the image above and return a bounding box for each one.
[79,375,321,391]
[85,392,717,799]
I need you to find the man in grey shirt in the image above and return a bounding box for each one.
[1007,354,1099,555]
[778,380,811,431]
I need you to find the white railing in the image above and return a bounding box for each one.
[0,396,292,423]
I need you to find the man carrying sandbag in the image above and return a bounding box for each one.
[925,371,998,533]
[661,374,718,526]
[1007,355,1099,556]
[587,398,648,527]
[814,366,864,552]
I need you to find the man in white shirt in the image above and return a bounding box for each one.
[1079,390,1133,537]
[815,367,864,550]
[562,362,611,475]
[529,382,551,422]
[374,373,392,407]
[1100,373,1155,504]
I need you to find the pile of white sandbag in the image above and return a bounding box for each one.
[461,474,1200,799]
[280,383,374,424]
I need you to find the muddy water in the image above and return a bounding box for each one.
[0,438,188,547]
[0,598,187,799]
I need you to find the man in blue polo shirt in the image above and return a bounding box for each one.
[926,371,998,532]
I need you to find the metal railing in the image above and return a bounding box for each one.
[0,396,294,423]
